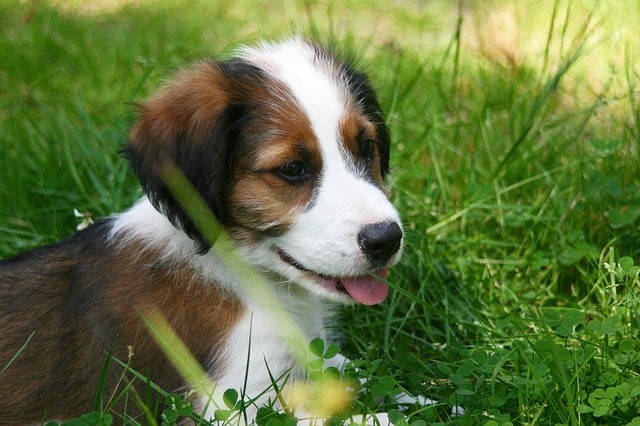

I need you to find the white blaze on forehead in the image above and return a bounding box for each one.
[239,38,347,164]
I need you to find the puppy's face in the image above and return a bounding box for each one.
[127,39,402,305]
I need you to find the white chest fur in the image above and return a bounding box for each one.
[199,293,330,421]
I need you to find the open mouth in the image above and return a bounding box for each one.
[276,248,389,305]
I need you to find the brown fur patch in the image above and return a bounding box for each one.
[128,61,232,157]
[226,83,321,239]
[0,222,243,422]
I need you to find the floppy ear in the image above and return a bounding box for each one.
[126,61,250,253]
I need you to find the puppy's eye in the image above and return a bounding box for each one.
[276,161,310,184]
[359,139,376,160]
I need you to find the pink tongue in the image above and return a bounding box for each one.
[341,269,389,305]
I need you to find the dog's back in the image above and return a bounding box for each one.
[0,221,116,418]
[0,220,242,420]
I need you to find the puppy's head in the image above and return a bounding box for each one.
[127,38,402,305]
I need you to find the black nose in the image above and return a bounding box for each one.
[357,221,403,266]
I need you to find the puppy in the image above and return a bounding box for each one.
[0,38,406,423]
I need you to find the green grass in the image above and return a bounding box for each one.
[2,0,640,424]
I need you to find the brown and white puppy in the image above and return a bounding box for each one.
[0,38,405,423]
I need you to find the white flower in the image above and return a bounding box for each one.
[73,209,94,231]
